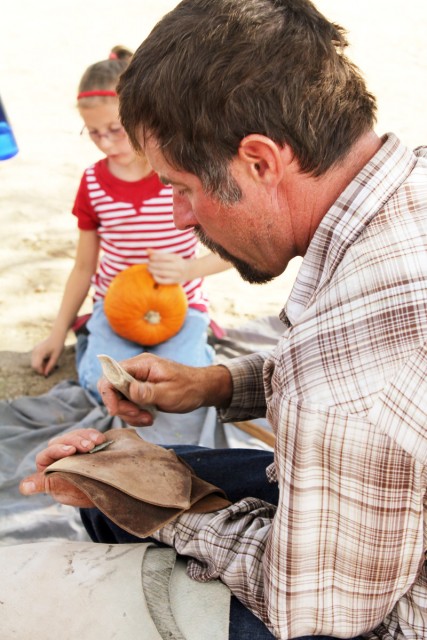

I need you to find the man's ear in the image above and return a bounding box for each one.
[238,134,290,184]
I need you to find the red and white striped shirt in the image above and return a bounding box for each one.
[72,158,208,312]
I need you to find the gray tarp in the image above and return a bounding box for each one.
[0,316,282,545]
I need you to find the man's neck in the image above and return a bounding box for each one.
[290,130,383,255]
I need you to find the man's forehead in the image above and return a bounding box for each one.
[141,134,162,163]
[142,139,195,187]
[143,137,173,174]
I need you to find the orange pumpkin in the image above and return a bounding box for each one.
[104,264,188,346]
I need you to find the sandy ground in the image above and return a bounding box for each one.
[0,0,426,397]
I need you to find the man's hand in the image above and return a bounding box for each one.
[98,353,233,427]
[19,429,106,507]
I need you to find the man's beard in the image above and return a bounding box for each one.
[194,227,274,285]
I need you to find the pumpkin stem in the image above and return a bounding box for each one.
[144,310,161,325]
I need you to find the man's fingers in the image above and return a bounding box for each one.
[19,473,94,508]
[19,428,106,507]
[110,396,155,426]
[45,475,94,507]
[36,431,105,471]
[47,428,103,447]
[35,444,77,471]
[19,472,49,496]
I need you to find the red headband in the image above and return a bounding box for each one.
[77,90,117,100]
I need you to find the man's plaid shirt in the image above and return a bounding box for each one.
[157,134,427,639]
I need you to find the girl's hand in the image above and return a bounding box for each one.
[147,249,190,284]
[19,429,106,507]
[31,335,65,376]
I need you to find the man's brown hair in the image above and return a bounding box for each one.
[118,0,377,197]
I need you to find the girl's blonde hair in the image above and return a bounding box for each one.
[77,46,133,105]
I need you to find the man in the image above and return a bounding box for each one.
[21,0,427,638]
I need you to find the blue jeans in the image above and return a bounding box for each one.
[81,446,363,640]
[77,300,214,402]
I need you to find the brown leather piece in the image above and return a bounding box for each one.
[45,429,230,537]
[47,429,193,509]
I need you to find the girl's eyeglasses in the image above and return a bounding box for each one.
[80,125,126,143]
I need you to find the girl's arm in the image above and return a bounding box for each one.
[147,250,231,285]
[31,230,100,376]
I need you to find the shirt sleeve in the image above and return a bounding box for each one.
[72,171,99,231]
[153,499,278,636]
[218,352,269,423]
[155,344,427,639]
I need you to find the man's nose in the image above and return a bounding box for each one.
[172,191,197,230]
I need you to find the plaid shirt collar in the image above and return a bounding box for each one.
[282,133,418,326]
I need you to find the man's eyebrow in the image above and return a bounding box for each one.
[159,175,188,188]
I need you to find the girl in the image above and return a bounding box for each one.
[32,47,230,443]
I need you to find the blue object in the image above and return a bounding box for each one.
[0,96,18,160]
